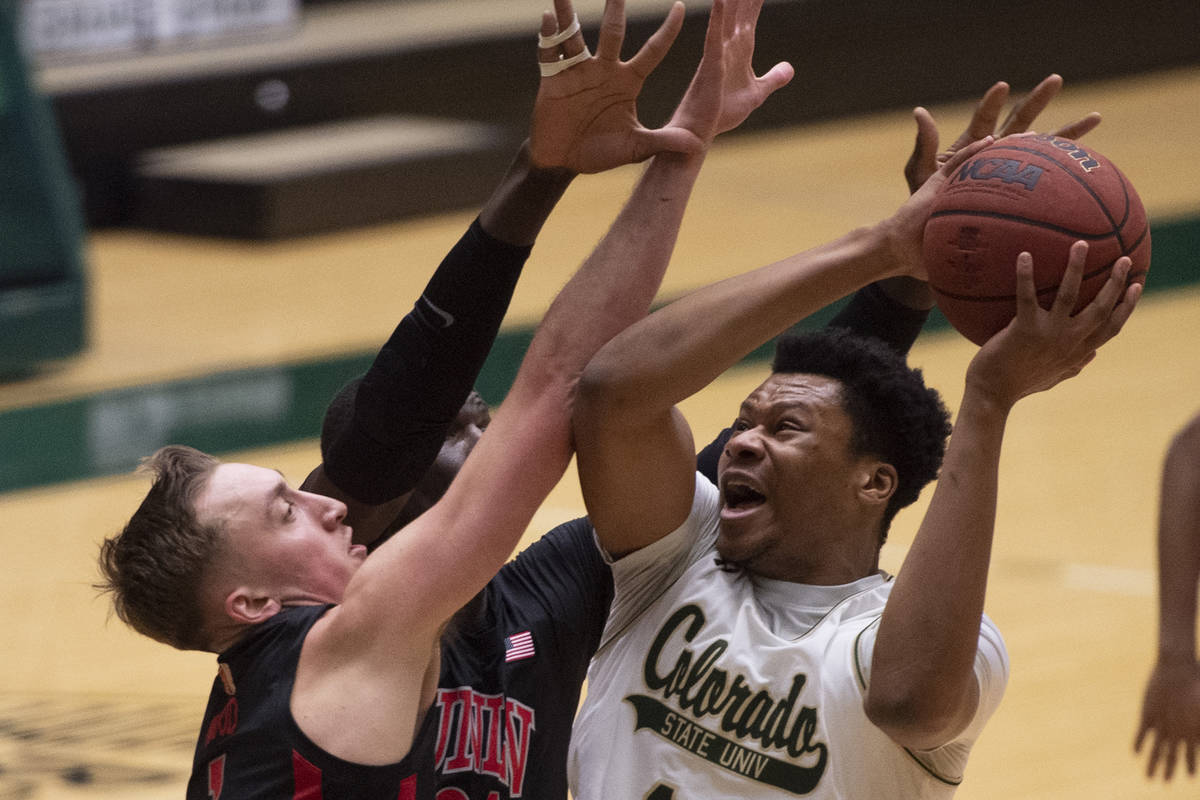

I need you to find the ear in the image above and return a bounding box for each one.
[225,588,282,626]
[856,461,897,507]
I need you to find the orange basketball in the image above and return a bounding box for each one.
[923,133,1150,345]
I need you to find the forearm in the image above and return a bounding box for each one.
[1156,415,1200,663]
[324,220,530,504]
[363,151,710,622]
[478,140,575,247]
[828,281,932,356]
[582,223,899,415]
[868,386,1011,747]
[523,150,706,386]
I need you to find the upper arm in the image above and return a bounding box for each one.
[861,614,1008,751]
[574,370,700,557]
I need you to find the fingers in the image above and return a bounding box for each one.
[1098,271,1143,343]
[940,135,992,175]
[539,11,562,65]
[1053,111,1102,141]
[904,106,939,192]
[628,0,686,77]
[1148,734,1164,778]
[1189,739,1198,777]
[552,0,588,59]
[694,0,728,73]
[595,0,627,60]
[1166,739,1180,781]
[1049,240,1087,319]
[998,73,1062,137]
[1088,255,1131,314]
[1013,251,1038,322]
[952,81,1009,151]
[760,61,795,95]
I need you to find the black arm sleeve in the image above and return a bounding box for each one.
[826,281,931,356]
[323,218,531,504]
[694,284,933,482]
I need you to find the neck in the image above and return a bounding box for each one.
[748,522,882,585]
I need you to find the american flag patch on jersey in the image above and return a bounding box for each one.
[504,631,535,662]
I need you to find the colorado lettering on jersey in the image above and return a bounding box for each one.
[433,687,535,797]
[626,604,828,794]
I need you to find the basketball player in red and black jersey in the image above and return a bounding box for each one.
[98,0,797,797]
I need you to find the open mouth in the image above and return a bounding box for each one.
[723,482,766,510]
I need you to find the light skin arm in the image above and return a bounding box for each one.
[865,243,1140,750]
[575,140,991,556]
[300,0,701,544]
[1135,410,1200,780]
[293,0,789,765]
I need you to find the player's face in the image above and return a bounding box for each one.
[716,373,875,581]
[196,462,366,605]
[397,392,492,524]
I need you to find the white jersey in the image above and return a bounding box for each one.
[569,474,1008,800]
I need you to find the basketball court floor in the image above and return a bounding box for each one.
[1,66,1198,798]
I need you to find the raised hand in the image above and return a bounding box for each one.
[964,241,1140,408]
[904,74,1103,193]
[880,137,994,281]
[669,0,794,143]
[1136,658,1200,780]
[529,0,703,174]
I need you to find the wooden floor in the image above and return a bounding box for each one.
[2,66,1199,798]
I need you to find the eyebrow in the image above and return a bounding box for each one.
[263,475,289,520]
[739,396,815,416]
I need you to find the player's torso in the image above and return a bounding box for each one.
[570,560,961,800]
[189,606,432,800]
[431,559,599,800]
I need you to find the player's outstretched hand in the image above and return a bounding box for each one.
[1136,658,1200,781]
[669,0,792,144]
[881,137,993,281]
[530,0,703,174]
[964,241,1141,409]
[904,74,1103,193]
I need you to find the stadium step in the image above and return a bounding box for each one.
[133,114,516,239]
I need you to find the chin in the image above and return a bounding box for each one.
[714,534,753,571]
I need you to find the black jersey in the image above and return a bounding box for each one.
[187,604,437,800]
[429,517,612,799]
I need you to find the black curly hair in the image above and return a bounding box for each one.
[771,328,951,542]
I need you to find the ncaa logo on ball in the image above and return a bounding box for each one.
[953,157,1045,191]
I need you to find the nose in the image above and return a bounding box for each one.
[321,497,348,529]
[724,426,765,461]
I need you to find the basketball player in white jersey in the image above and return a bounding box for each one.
[567,163,1142,797]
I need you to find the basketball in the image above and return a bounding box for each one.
[922,133,1150,345]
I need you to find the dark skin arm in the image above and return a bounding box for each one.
[300,146,575,544]
[301,0,705,545]
[1135,410,1200,780]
